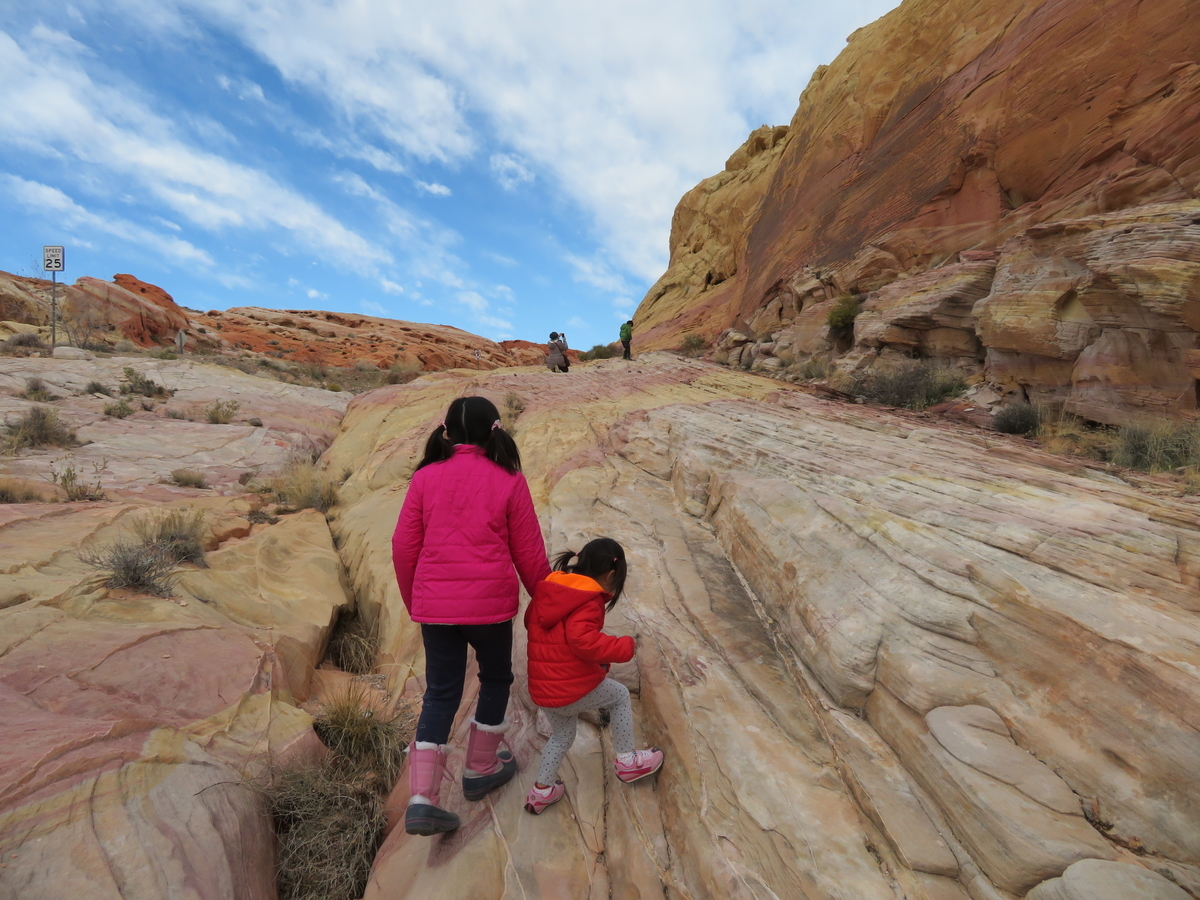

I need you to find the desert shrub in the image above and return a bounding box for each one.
[1111,419,1200,473]
[827,294,862,335]
[80,540,177,595]
[120,367,170,398]
[993,403,1041,435]
[148,348,177,360]
[166,408,187,419]
[134,508,208,567]
[104,398,135,418]
[170,469,207,489]
[1184,468,1200,495]
[0,479,42,503]
[680,333,707,357]
[5,332,44,349]
[113,339,137,352]
[325,610,379,675]
[849,361,966,410]
[3,406,77,452]
[262,686,413,900]
[204,399,241,424]
[327,383,343,393]
[85,380,112,396]
[580,343,616,360]
[49,456,108,501]
[273,459,339,513]
[247,507,279,525]
[21,378,57,402]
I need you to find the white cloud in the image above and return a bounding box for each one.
[566,253,634,295]
[482,251,517,267]
[0,28,387,270]
[567,315,588,329]
[2,174,214,268]
[306,288,325,298]
[380,278,404,294]
[489,153,533,192]
[125,0,899,283]
[362,299,387,315]
[416,180,451,196]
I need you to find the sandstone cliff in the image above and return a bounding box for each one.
[636,0,1200,425]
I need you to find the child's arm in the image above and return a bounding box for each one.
[391,477,426,612]
[563,603,635,665]
[507,475,552,593]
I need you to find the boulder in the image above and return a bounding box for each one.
[1026,859,1192,900]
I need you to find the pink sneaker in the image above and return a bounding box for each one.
[614,748,664,783]
[524,781,565,814]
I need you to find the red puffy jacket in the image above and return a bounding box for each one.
[524,572,636,708]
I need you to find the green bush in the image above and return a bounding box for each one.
[827,294,862,334]
[993,403,1041,435]
[793,355,833,381]
[849,361,966,410]
[3,406,77,452]
[120,366,172,398]
[580,343,616,360]
[49,457,107,501]
[1111,419,1200,472]
[85,380,112,396]
[104,398,135,418]
[5,332,44,349]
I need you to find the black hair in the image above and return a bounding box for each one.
[549,332,559,340]
[552,537,627,610]
[415,396,521,474]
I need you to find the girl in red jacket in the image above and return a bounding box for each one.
[392,396,551,835]
[523,537,664,814]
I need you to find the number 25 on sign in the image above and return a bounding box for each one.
[43,246,64,271]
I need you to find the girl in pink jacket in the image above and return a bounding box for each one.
[391,395,550,835]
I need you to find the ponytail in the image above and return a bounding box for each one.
[415,396,521,474]
[553,538,626,610]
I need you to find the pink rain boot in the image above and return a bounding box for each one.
[461,718,517,801]
[614,747,664,783]
[404,742,460,835]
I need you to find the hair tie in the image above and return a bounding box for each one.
[439,420,446,431]
[491,419,502,430]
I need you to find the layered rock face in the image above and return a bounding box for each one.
[0,270,550,371]
[326,353,1199,900]
[636,0,1200,425]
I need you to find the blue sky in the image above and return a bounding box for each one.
[0,0,899,348]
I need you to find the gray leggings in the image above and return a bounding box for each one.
[536,678,634,784]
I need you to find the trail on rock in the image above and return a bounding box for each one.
[328,354,1200,900]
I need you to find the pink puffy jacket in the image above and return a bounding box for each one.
[392,445,551,624]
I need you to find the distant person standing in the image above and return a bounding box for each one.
[546,332,570,373]
[619,320,633,360]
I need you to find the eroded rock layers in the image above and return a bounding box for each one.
[636,0,1200,425]
[325,355,1199,900]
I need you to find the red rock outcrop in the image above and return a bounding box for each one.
[636,0,1200,424]
[1,270,568,373]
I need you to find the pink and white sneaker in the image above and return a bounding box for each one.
[524,781,565,815]
[614,748,664,783]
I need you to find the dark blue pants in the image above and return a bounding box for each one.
[415,620,514,744]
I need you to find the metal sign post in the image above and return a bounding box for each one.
[43,246,64,348]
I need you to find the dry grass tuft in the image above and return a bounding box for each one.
[49,456,108,501]
[204,399,241,424]
[679,333,707,357]
[170,469,208,489]
[1111,418,1200,472]
[80,508,207,594]
[849,361,966,410]
[325,610,379,675]
[260,686,415,900]
[272,458,339,513]
[21,378,57,402]
[0,478,43,503]
[993,403,1042,435]
[3,406,77,453]
[104,398,135,418]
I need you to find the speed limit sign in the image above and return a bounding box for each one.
[43,246,64,272]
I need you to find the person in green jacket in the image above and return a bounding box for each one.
[619,320,633,360]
